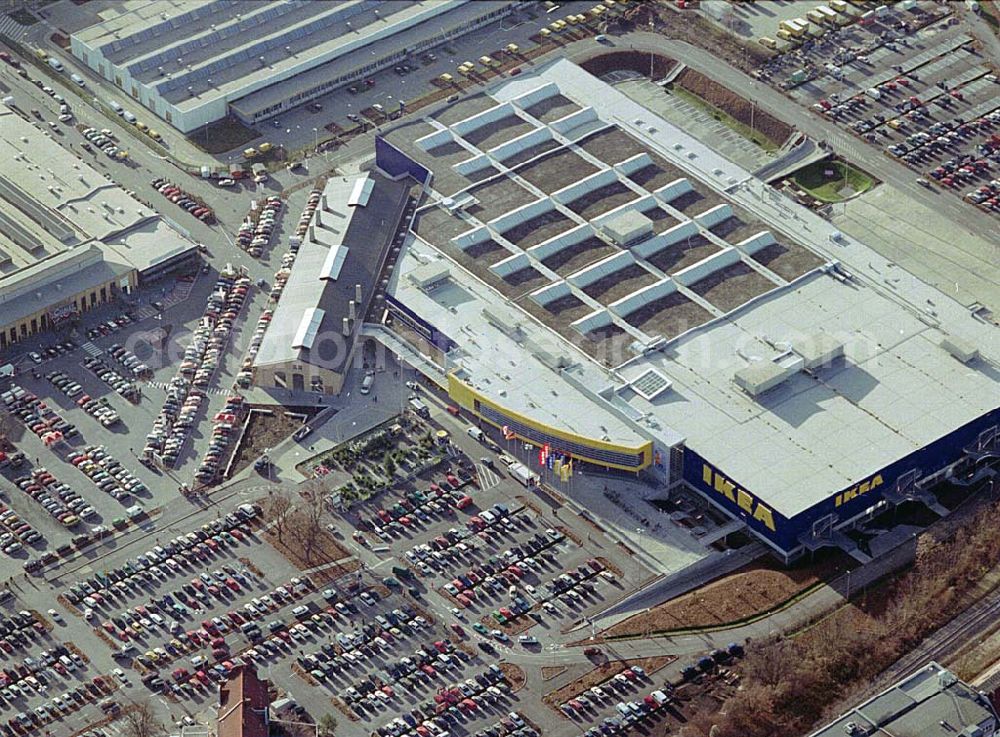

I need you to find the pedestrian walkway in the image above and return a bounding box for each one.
[0,14,30,41]
[146,380,229,396]
[80,342,103,358]
[132,305,159,321]
[475,463,502,490]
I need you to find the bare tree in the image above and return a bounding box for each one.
[121,698,167,737]
[297,485,327,565]
[0,411,21,449]
[264,489,293,544]
[317,713,338,737]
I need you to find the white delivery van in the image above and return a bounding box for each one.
[466,426,485,442]
[360,372,374,394]
[47,57,64,72]
[122,110,136,123]
[70,73,85,87]
[110,101,124,114]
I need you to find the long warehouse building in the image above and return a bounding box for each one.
[70,0,516,133]
[375,58,1000,563]
[0,107,198,349]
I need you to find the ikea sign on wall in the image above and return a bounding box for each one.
[682,407,1000,555]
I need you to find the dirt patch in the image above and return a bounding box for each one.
[711,214,769,244]
[465,238,509,263]
[640,203,680,234]
[646,235,720,274]
[622,292,713,338]
[502,209,576,249]
[503,266,550,292]
[577,127,648,166]
[515,148,599,193]
[524,94,582,124]
[749,241,826,281]
[413,206,477,250]
[230,406,319,477]
[688,261,777,312]
[498,138,562,167]
[543,655,675,709]
[542,665,568,681]
[264,506,356,583]
[579,51,677,81]
[671,188,722,217]
[675,67,793,146]
[434,93,498,127]
[462,115,535,150]
[628,163,687,192]
[499,662,526,693]
[566,182,640,220]
[541,237,618,276]
[582,263,658,304]
[465,176,536,222]
[602,551,856,638]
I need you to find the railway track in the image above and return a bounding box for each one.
[873,587,1000,689]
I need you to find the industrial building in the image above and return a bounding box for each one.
[252,173,411,395]
[809,662,997,737]
[70,0,516,133]
[0,107,199,349]
[376,59,1000,562]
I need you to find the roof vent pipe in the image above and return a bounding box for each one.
[355,284,362,302]
[342,318,350,336]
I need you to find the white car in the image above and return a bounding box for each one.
[46,609,62,623]
[28,351,42,364]
[217,178,236,187]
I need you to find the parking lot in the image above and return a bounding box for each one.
[755,2,1000,216]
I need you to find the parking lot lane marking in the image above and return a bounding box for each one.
[81,342,103,358]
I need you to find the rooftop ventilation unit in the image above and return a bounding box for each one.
[319,245,348,281]
[347,176,374,207]
[940,334,979,363]
[793,332,845,370]
[291,308,325,350]
[408,263,450,291]
[734,352,804,398]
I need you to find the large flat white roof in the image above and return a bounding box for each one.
[388,59,1000,518]
[0,109,196,300]
[390,237,656,451]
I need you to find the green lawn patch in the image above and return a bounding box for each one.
[790,159,875,202]
[669,85,780,152]
[187,116,260,155]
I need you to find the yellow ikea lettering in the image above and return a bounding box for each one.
[737,489,754,514]
[701,464,776,532]
[834,473,885,508]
